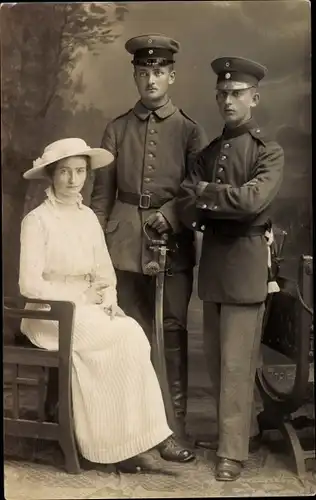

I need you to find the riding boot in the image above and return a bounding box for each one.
[164,330,188,440]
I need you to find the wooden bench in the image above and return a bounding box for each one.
[3,297,81,474]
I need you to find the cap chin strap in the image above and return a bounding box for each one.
[132,58,174,67]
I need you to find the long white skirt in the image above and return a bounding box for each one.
[21,304,172,463]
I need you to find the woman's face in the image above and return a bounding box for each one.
[52,156,88,199]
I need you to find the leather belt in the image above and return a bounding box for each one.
[209,225,266,237]
[118,191,169,209]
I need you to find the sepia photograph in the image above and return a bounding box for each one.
[2,1,314,498]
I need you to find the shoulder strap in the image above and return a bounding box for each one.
[179,109,198,124]
[249,127,269,147]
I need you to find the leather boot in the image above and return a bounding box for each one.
[157,435,195,462]
[164,330,188,440]
[215,458,242,481]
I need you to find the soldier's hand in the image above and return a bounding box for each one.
[146,212,171,234]
[196,181,209,197]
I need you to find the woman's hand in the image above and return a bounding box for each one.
[84,284,105,305]
[104,304,126,319]
[111,304,126,319]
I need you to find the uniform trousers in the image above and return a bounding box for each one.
[203,301,265,462]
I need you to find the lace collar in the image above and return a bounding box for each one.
[45,186,83,209]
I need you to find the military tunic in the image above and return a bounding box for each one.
[90,99,208,431]
[177,118,284,461]
[90,99,208,275]
[177,119,284,304]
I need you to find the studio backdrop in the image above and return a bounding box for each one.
[1,1,311,295]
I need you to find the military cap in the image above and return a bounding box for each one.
[125,34,180,67]
[211,56,267,90]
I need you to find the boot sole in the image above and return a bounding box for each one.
[161,453,196,463]
[215,474,241,482]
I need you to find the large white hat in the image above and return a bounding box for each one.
[23,138,114,180]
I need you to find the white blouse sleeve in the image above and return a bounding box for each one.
[92,217,118,307]
[19,212,85,302]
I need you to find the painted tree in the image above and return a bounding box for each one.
[1,2,128,295]
[1,2,128,156]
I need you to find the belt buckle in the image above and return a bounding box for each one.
[139,193,151,209]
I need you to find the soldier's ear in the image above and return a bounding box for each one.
[168,69,176,85]
[250,89,260,108]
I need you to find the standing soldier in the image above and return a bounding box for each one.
[90,34,208,457]
[177,57,284,480]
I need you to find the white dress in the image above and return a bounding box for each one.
[19,187,172,464]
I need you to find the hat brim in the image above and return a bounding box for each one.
[23,148,114,180]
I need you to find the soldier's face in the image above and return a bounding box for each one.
[134,66,175,103]
[216,87,260,127]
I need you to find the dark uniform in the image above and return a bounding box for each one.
[177,57,284,465]
[90,34,208,434]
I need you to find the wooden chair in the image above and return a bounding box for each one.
[3,296,81,474]
[256,254,314,477]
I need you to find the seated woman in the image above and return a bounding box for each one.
[19,138,195,472]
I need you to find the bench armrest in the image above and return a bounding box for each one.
[4,296,75,322]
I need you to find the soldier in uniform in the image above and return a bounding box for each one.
[90,34,208,458]
[177,57,284,480]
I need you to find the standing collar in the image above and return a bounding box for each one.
[222,118,258,139]
[45,186,83,210]
[133,99,177,121]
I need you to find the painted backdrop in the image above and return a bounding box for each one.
[1,1,311,295]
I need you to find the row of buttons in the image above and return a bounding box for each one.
[146,117,157,179]
[192,221,206,231]
[215,143,230,184]
[200,203,218,210]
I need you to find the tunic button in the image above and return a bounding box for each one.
[144,177,151,183]
[148,153,155,158]
[192,222,196,228]
[149,129,156,135]
[144,190,150,195]
[147,165,153,171]
[202,204,207,209]
[216,178,222,183]
[221,155,227,160]
[149,140,156,146]
[201,225,205,231]
[218,167,224,173]
[256,129,260,133]
[212,205,218,210]
[223,143,230,149]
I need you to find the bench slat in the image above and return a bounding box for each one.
[4,347,58,367]
[4,418,59,440]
